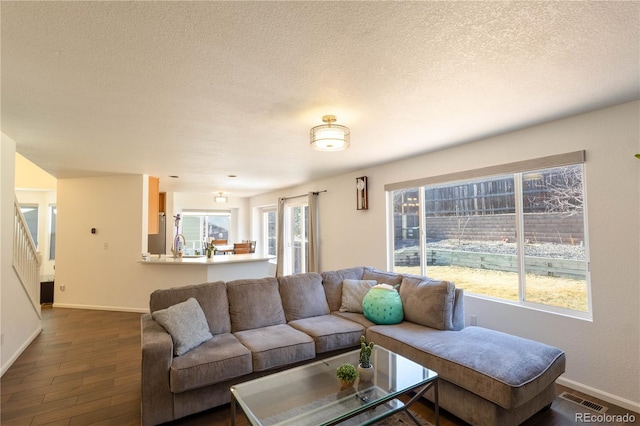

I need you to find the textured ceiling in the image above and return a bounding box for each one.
[2,1,639,196]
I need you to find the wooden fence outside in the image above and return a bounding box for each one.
[395,212,585,246]
[394,247,586,280]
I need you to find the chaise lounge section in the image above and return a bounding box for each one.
[140,267,565,425]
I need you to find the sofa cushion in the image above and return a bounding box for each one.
[362,267,403,286]
[321,267,365,312]
[233,324,315,371]
[288,315,365,353]
[152,297,213,356]
[332,311,377,329]
[399,276,456,330]
[227,277,286,332]
[149,281,230,335]
[367,323,566,410]
[278,273,330,321]
[169,333,252,393]
[339,279,376,313]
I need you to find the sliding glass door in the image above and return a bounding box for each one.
[283,201,308,275]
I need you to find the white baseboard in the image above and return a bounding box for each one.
[1,326,42,377]
[53,303,149,314]
[557,377,640,413]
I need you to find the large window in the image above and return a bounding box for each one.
[388,152,590,316]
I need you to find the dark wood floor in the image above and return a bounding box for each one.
[1,307,637,425]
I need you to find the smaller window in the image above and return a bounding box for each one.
[181,211,231,255]
[20,205,39,248]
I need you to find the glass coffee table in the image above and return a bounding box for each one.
[231,346,438,426]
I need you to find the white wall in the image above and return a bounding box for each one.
[54,177,255,312]
[55,174,153,311]
[1,134,42,375]
[251,101,640,410]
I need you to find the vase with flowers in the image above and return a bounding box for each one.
[205,241,216,258]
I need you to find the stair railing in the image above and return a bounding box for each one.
[13,196,42,318]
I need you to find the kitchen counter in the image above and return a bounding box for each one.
[139,253,274,265]
[138,253,276,284]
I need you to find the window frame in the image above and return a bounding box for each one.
[385,151,592,319]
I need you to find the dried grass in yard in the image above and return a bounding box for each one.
[395,265,588,312]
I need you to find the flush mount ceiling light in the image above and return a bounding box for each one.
[310,115,350,151]
[214,192,228,203]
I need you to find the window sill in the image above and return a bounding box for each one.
[465,292,593,322]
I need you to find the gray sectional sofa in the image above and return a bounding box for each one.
[141,266,565,426]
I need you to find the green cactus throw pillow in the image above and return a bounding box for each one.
[362,284,404,325]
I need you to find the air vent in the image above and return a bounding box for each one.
[559,391,609,414]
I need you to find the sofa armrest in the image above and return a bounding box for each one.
[141,313,174,426]
[451,288,465,331]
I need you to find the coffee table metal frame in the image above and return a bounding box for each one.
[231,345,438,426]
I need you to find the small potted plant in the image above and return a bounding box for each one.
[358,335,375,381]
[336,363,358,388]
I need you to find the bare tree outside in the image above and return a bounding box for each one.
[449,215,471,246]
[526,165,583,217]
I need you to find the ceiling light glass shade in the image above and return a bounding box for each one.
[310,115,350,151]
[214,192,228,203]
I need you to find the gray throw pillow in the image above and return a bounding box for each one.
[278,273,330,321]
[399,277,456,330]
[152,297,213,356]
[321,267,365,312]
[339,279,377,313]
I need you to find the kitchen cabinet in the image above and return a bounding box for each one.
[148,176,160,234]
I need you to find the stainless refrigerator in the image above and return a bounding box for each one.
[148,213,166,254]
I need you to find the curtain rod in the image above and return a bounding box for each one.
[281,190,327,201]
